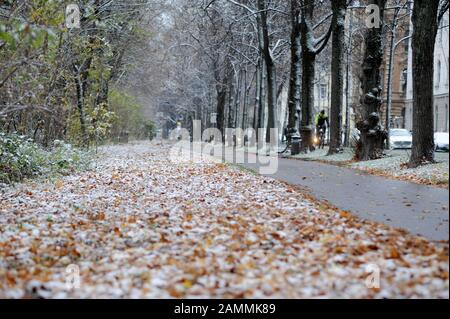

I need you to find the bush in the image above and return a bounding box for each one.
[0,132,91,184]
[0,133,41,183]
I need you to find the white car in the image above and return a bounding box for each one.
[435,132,449,152]
[389,129,412,150]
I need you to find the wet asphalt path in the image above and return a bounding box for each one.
[228,149,449,242]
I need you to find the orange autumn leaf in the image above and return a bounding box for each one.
[339,211,351,219]
[114,227,122,236]
[389,247,401,259]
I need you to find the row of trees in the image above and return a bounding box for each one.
[1,0,448,167]
[155,0,448,167]
[0,0,158,147]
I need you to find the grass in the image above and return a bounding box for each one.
[227,162,259,176]
[0,132,92,186]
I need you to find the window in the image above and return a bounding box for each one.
[401,69,407,93]
[320,84,327,100]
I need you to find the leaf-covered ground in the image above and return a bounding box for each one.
[0,142,448,298]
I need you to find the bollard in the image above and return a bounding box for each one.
[291,133,301,155]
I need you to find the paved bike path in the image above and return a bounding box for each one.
[230,149,449,241]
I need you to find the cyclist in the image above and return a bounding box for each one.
[315,110,329,148]
[315,110,329,136]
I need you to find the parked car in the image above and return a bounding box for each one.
[389,129,412,150]
[435,132,449,152]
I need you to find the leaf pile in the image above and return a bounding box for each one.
[0,143,448,298]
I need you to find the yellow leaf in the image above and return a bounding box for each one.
[182,279,193,289]
[55,180,64,189]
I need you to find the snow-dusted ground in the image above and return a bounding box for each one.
[291,147,354,163]
[0,142,448,299]
[350,152,449,187]
[288,147,448,187]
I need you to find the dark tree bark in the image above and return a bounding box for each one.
[241,68,248,130]
[299,0,316,152]
[258,61,266,136]
[96,80,109,107]
[300,50,316,151]
[227,73,235,131]
[234,69,242,128]
[258,0,277,144]
[409,0,441,167]
[328,0,347,155]
[355,0,388,161]
[216,62,233,135]
[74,67,88,146]
[253,59,263,131]
[287,0,302,135]
[242,67,254,130]
[216,87,227,133]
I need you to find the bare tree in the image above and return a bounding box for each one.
[409,0,449,167]
[328,0,348,155]
[355,0,388,161]
[299,0,333,152]
[286,0,302,139]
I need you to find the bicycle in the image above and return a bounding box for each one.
[278,138,292,154]
[316,126,326,150]
[278,129,290,154]
[278,128,295,154]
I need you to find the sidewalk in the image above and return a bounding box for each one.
[242,146,449,188]
[218,146,449,241]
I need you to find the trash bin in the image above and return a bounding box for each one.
[291,133,301,155]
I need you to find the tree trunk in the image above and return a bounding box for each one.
[344,10,353,147]
[228,73,235,131]
[242,68,253,130]
[96,79,109,108]
[287,1,302,135]
[74,72,88,146]
[300,50,316,152]
[258,60,266,137]
[298,0,332,152]
[328,0,347,155]
[385,7,400,149]
[253,60,263,131]
[216,73,227,136]
[299,0,315,153]
[356,0,388,161]
[258,0,277,144]
[409,0,440,167]
[234,69,242,128]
